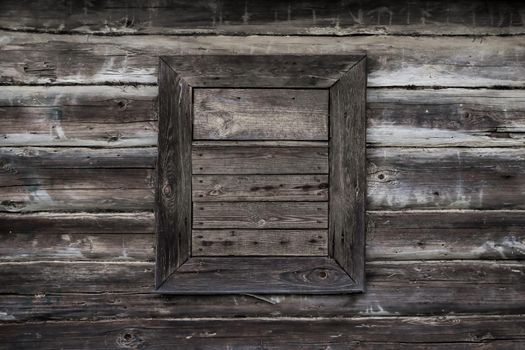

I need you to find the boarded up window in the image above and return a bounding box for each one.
[156,55,366,294]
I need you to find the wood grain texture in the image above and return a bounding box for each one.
[367,211,525,260]
[3,147,525,212]
[155,59,191,287]
[0,86,157,147]
[193,88,329,140]
[329,58,367,286]
[1,0,523,35]
[368,148,525,210]
[0,233,154,262]
[2,210,524,262]
[193,202,328,229]
[2,33,523,87]
[1,261,524,318]
[192,229,327,256]
[192,145,328,174]
[3,87,524,148]
[368,89,525,147]
[3,316,525,349]
[158,257,356,294]
[162,55,360,88]
[192,175,328,202]
[0,168,153,212]
[2,210,525,262]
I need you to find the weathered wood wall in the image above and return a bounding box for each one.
[0,0,524,348]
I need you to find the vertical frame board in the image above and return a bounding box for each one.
[155,59,192,288]
[156,55,366,294]
[329,58,367,290]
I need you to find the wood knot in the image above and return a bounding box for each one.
[116,329,144,349]
[162,184,173,197]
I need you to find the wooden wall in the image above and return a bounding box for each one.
[1,0,524,348]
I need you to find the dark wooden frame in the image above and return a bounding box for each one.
[156,55,366,294]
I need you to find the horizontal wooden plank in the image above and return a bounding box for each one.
[2,210,524,262]
[0,261,524,319]
[192,229,327,256]
[368,89,525,147]
[165,56,359,88]
[368,148,525,209]
[192,145,328,174]
[0,147,156,168]
[368,210,525,260]
[2,32,523,87]
[2,316,524,349]
[0,168,153,212]
[192,175,328,202]
[2,87,524,148]
[2,147,525,211]
[158,257,356,294]
[193,88,328,139]
[0,233,153,262]
[0,0,523,35]
[3,316,525,349]
[0,86,157,147]
[193,202,328,229]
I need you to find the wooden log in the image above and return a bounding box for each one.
[368,210,525,260]
[0,0,523,35]
[0,86,157,147]
[193,88,328,139]
[368,89,525,147]
[193,145,328,174]
[2,210,524,261]
[193,202,328,229]
[1,32,523,87]
[192,229,327,256]
[1,316,525,348]
[2,316,525,349]
[0,261,524,319]
[0,233,154,262]
[368,148,525,210]
[192,175,329,202]
[0,168,153,212]
[2,147,525,211]
[2,87,524,148]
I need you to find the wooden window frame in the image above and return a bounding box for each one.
[156,55,366,294]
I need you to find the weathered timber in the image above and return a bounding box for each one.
[163,56,359,88]
[193,88,329,139]
[2,210,524,262]
[0,168,153,212]
[0,261,524,319]
[3,87,524,148]
[155,59,192,288]
[1,316,524,349]
[368,148,525,210]
[1,33,523,87]
[329,57,367,287]
[0,233,154,262]
[0,0,523,35]
[368,211,525,260]
[0,86,157,147]
[193,202,328,229]
[157,257,356,294]
[192,229,327,256]
[368,88,525,147]
[0,147,156,168]
[192,145,328,174]
[192,175,329,202]
[2,148,525,211]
